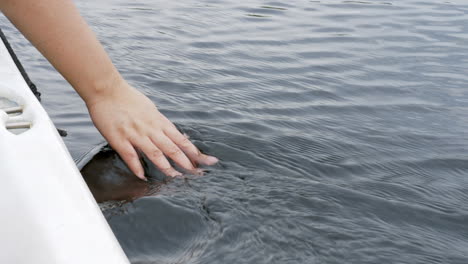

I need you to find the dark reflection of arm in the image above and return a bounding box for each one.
[81,146,168,203]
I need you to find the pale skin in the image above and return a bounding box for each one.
[0,0,218,181]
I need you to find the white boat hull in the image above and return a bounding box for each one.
[0,34,129,263]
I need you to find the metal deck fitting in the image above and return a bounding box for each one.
[6,122,31,130]
[4,106,23,114]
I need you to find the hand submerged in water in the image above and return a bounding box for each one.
[0,0,218,180]
[86,80,218,181]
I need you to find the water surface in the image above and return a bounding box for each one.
[2,0,468,263]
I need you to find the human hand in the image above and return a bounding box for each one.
[86,80,218,181]
[0,0,219,180]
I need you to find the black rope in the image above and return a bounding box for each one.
[0,28,41,101]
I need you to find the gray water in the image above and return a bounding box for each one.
[2,0,468,263]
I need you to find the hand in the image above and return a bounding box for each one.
[0,0,219,180]
[86,80,218,181]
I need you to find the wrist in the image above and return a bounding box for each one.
[80,70,128,108]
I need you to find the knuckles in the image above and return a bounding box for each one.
[166,147,183,157]
[149,148,164,159]
[179,137,193,148]
[116,119,148,137]
[121,149,138,160]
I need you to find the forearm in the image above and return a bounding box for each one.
[0,0,123,104]
[0,0,219,179]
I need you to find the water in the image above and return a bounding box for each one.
[2,0,468,263]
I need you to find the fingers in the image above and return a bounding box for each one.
[111,128,215,180]
[164,125,218,166]
[133,137,182,177]
[112,140,147,181]
[109,117,217,179]
[150,133,203,173]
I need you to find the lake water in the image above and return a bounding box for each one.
[2,0,468,263]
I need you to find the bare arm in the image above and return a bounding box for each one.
[0,0,218,180]
[0,0,119,103]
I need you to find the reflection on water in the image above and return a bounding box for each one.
[81,142,212,202]
[3,0,468,263]
[81,145,160,202]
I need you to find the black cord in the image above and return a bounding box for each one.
[0,28,41,101]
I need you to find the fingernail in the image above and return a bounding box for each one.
[204,156,219,165]
[138,172,147,181]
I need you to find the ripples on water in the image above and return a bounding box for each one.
[3,0,468,263]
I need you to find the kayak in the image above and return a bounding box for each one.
[0,31,130,263]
